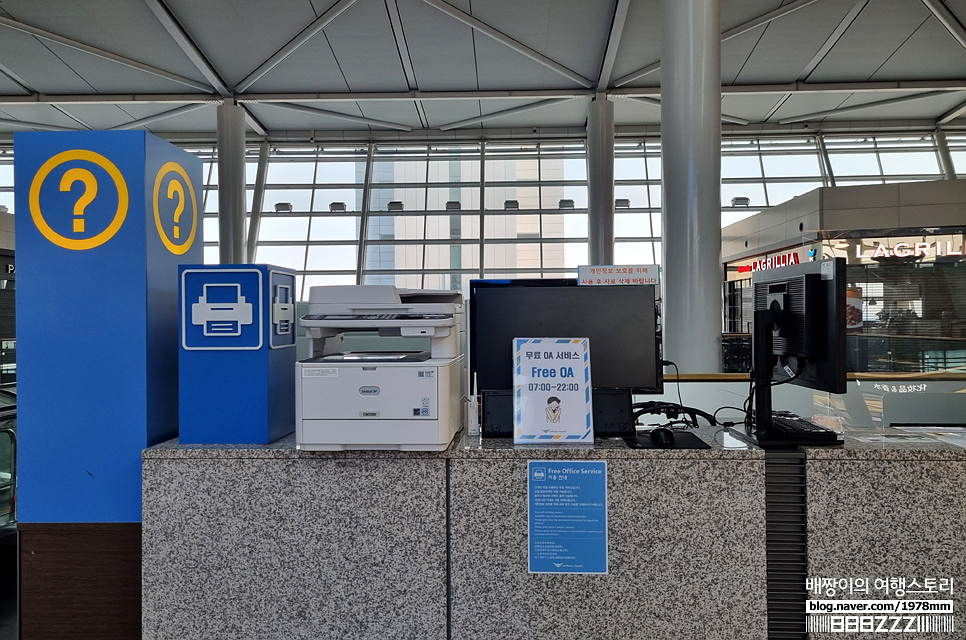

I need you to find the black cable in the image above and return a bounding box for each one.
[713,405,746,424]
[662,359,684,407]
[744,360,806,429]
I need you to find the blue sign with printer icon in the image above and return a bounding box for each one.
[182,268,262,349]
[269,269,296,348]
[179,265,296,444]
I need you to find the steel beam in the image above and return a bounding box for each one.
[438,98,574,130]
[247,141,270,262]
[0,117,77,131]
[356,143,376,284]
[816,134,836,186]
[418,0,594,87]
[3,81,964,108]
[597,0,631,91]
[0,16,213,92]
[270,102,413,130]
[798,0,869,80]
[235,0,360,94]
[939,97,966,123]
[920,0,966,52]
[934,128,958,178]
[109,103,210,130]
[141,0,231,96]
[243,107,268,137]
[778,90,953,124]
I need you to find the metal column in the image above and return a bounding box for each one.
[587,95,615,264]
[817,134,836,187]
[934,128,957,180]
[246,141,270,262]
[661,0,722,373]
[355,143,376,284]
[217,101,247,263]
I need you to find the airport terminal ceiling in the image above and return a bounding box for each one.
[0,0,965,142]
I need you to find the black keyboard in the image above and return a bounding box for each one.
[770,413,839,442]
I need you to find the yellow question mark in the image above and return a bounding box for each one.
[166,179,186,239]
[59,168,98,234]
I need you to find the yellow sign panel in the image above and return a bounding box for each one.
[152,161,198,255]
[28,149,129,251]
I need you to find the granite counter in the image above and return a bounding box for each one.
[802,426,966,638]
[142,426,768,640]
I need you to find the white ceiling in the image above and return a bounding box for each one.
[0,0,965,142]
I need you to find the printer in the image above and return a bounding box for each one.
[296,285,465,451]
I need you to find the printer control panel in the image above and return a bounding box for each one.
[303,313,452,321]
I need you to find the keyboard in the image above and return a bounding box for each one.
[770,413,839,442]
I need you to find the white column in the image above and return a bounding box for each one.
[587,95,615,264]
[661,0,722,372]
[217,101,247,263]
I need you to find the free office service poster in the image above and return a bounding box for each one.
[513,338,593,444]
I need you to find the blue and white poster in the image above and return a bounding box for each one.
[528,460,608,574]
[514,338,593,443]
[181,268,263,350]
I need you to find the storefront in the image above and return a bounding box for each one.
[723,228,966,374]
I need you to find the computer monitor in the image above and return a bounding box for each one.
[750,257,846,442]
[469,279,663,396]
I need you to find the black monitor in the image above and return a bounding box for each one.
[469,279,663,397]
[750,257,846,444]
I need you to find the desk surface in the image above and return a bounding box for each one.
[143,423,966,461]
[143,425,764,460]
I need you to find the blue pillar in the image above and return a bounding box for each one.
[15,131,203,522]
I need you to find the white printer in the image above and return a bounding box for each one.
[296,285,464,451]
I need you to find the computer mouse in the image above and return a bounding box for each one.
[650,427,675,447]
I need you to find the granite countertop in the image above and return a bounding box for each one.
[143,423,966,461]
[802,424,966,460]
[143,424,764,460]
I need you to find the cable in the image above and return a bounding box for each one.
[713,405,746,426]
[743,359,806,430]
[662,359,683,407]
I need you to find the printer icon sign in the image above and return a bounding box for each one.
[192,283,253,337]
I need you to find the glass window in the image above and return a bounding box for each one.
[563,243,588,269]
[614,185,649,208]
[264,189,312,212]
[721,183,766,207]
[615,213,653,238]
[306,245,358,271]
[762,154,821,177]
[878,152,940,176]
[316,161,364,184]
[766,181,823,205]
[257,217,309,242]
[614,157,645,180]
[309,216,359,241]
[563,158,587,180]
[615,242,655,264]
[203,216,218,242]
[829,153,880,177]
[267,162,316,183]
[254,246,306,272]
[721,155,762,179]
[313,189,362,212]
